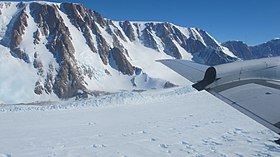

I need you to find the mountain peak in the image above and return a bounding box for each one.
[0,1,238,104]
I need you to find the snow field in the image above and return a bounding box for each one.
[0,87,280,157]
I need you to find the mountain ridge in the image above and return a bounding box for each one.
[222,39,280,60]
[1,1,277,104]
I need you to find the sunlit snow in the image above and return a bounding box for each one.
[0,87,279,156]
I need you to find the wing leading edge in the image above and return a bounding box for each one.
[158,59,209,83]
[159,57,280,135]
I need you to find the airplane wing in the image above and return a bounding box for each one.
[158,59,209,83]
[159,58,280,135]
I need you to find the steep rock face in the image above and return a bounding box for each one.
[194,29,220,48]
[9,6,30,63]
[222,41,254,60]
[153,23,182,59]
[61,3,97,53]
[96,34,111,65]
[140,24,160,51]
[60,3,130,65]
[110,47,134,75]
[184,37,206,54]
[194,48,236,65]
[252,39,280,57]
[133,23,235,63]
[30,2,86,98]
[120,21,135,41]
[223,39,280,60]
[0,1,240,103]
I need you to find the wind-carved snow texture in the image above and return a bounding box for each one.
[0,86,195,112]
[0,86,279,156]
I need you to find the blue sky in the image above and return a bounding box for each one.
[10,0,280,45]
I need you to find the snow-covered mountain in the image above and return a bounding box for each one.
[222,39,280,60]
[0,1,237,104]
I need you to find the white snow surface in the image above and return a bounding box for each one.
[0,2,18,41]
[0,87,279,157]
[0,45,59,104]
[0,1,238,104]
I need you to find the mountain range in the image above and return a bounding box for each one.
[0,1,279,104]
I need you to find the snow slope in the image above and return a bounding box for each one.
[0,87,279,157]
[0,45,59,104]
[0,1,239,104]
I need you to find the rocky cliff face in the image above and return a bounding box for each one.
[0,1,238,103]
[251,39,280,58]
[29,3,86,98]
[222,41,253,60]
[223,39,280,60]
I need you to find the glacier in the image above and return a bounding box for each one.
[0,86,280,156]
[0,1,237,104]
[0,1,280,156]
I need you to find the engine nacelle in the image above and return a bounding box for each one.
[193,57,280,91]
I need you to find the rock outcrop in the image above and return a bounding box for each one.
[110,47,134,75]
[0,1,241,101]
[120,21,135,41]
[223,39,280,60]
[30,2,86,98]
[222,41,254,60]
[9,6,30,63]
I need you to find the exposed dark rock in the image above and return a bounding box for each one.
[52,60,85,98]
[96,34,110,65]
[34,51,38,58]
[90,10,106,28]
[30,2,86,99]
[33,60,43,70]
[194,28,220,48]
[223,39,280,60]
[33,29,40,44]
[16,2,24,8]
[162,36,182,59]
[153,23,182,59]
[1,1,249,101]
[112,33,129,56]
[133,23,141,39]
[275,139,280,145]
[164,81,177,88]
[9,8,29,61]
[184,37,206,54]
[110,47,134,75]
[105,69,111,75]
[120,21,135,41]
[62,2,109,59]
[107,21,127,42]
[222,41,253,60]
[172,26,189,46]
[0,3,2,15]
[154,23,173,38]
[141,27,159,51]
[251,39,280,57]
[33,58,44,76]
[44,75,53,94]
[10,48,30,63]
[34,81,43,95]
[193,48,237,66]
[61,3,97,53]
[134,67,142,75]
[44,65,55,94]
